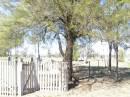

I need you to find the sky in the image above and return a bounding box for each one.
[100,0,105,5]
[11,38,63,57]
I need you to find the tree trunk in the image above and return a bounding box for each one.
[38,42,40,61]
[108,42,112,72]
[64,34,74,81]
[116,47,119,81]
[113,43,119,81]
[57,34,64,57]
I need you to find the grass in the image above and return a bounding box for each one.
[127,62,130,67]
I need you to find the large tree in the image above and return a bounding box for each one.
[14,0,101,80]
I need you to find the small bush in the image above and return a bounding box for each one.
[128,63,130,67]
[118,48,125,62]
[73,45,80,61]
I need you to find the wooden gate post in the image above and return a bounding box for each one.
[17,58,23,96]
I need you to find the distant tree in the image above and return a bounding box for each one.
[73,44,80,61]
[0,1,28,56]
[97,0,130,73]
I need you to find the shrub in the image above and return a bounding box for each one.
[73,45,80,61]
[118,48,125,62]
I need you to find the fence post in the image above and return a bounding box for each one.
[98,60,100,73]
[17,58,23,96]
[88,61,91,78]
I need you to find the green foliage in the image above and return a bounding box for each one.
[73,45,80,61]
[98,0,130,43]
[0,2,28,50]
[28,32,41,44]
[21,0,101,38]
[11,0,102,62]
[0,49,7,56]
[128,63,130,67]
[118,48,125,62]
[0,29,24,49]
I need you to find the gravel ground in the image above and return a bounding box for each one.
[23,77,130,97]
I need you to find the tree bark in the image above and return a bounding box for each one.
[113,43,119,81]
[57,34,64,57]
[64,33,74,81]
[108,42,112,72]
[37,42,40,61]
[116,47,119,81]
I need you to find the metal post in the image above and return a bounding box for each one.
[116,49,119,81]
[15,57,18,95]
[88,61,91,78]
[104,59,106,68]
[98,60,99,73]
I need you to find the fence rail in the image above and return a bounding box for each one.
[0,57,69,96]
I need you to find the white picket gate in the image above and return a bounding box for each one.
[0,57,69,96]
[21,59,39,95]
[38,61,68,92]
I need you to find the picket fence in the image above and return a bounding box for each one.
[38,61,68,91]
[0,57,68,96]
[0,57,17,96]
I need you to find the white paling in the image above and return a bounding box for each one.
[0,57,68,96]
[38,61,68,92]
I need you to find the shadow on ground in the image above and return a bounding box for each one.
[73,65,130,81]
[68,64,130,90]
